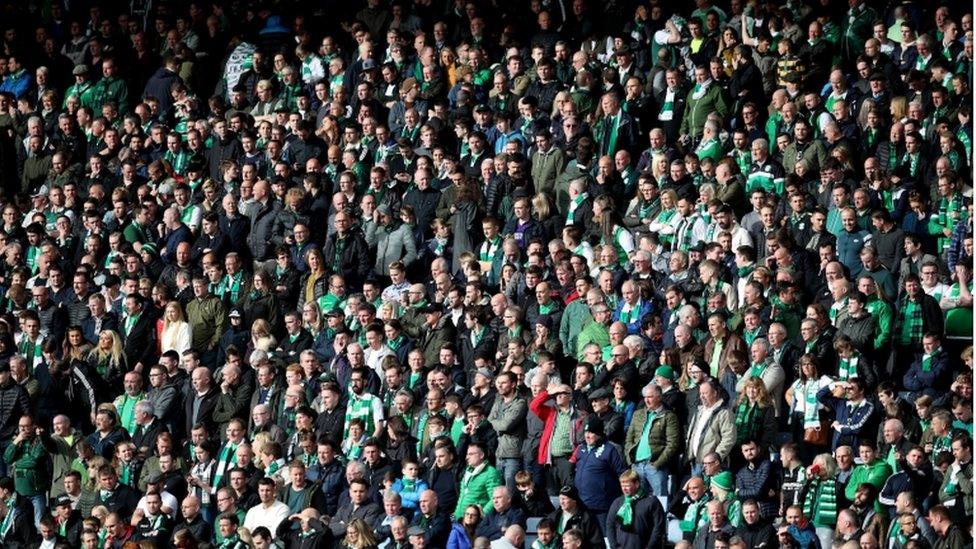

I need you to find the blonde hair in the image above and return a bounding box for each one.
[89,329,124,366]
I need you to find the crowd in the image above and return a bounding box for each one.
[0,0,970,548]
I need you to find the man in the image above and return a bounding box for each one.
[243,477,290,534]
[0,476,36,546]
[94,464,140,519]
[404,489,447,547]
[530,383,580,493]
[184,367,219,436]
[735,439,778,518]
[3,414,49,525]
[488,371,527,492]
[453,442,502,519]
[112,372,145,437]
[475,486,527,541]
[927,504,971,548]
[817,378,876,450]
[574,415,627,530]
[544,485,603,548]
[686,380,735,474]
[606,469,665,548]
[130,491,171,545]
[275,508,334,548]
[939,436,973,526]
[121,293,156,373]
[331,478,382,538]
[625,383,680,497]
[173,495,212,544]
[902,332,952,403]
[185,277,227,367]
[323,209,371,289]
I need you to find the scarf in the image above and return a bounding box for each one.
[802,380,821,428]
[838,354,859,380]
[691,79,712,100]
[735,401,759,443]
[659,88,676,121]
[616,488,644,526]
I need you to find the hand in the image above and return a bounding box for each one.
[831,421,841,431]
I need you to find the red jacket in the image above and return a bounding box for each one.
[529,390,582,465]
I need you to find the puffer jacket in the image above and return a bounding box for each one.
[0,379,30,440]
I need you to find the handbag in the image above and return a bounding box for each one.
[803,420,830,446]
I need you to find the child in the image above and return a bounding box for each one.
[343,418,367,461]
[391,459,429,511]
[188,441,216,523]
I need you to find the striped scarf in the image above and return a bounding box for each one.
[803,478,838,526]
[896,299,924,345]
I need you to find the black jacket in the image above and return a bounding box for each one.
[410,511,451,548]
[184,387,219,436]
[322,230,372,290]
[607,493,665,549]
[122,311,157,369]
[0,378,31,440]
[544,507,604,548]
[101,483,141,520]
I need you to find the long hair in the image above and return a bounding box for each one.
[737,376,772,408]
[162,301,187,332]
[89,329,124,366]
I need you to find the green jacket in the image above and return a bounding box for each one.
[186,295,227,353]
[90,75,129,113]
[3,436,50,496]
[679,84,728,137]
[624,406,682,469]
[64,81,96,109]
[453,463,502,519]
[531,146,567,198]
[575,319,609,362]
[844,459,892,501]
[559,299,591,358]
[939,460,973,517]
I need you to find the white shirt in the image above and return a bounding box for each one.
[243,500,290,534]
[136,490,179,518]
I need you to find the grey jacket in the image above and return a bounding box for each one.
[488,395,528,459]
[366,221,418,276]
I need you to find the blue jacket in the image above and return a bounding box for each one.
[902,349,951,402]
[836,229,871,277]
[474,506,526,540]
[613,299,654,335]
[392,478,429,511]
[447,522,473,549]
[816,386,876,450]
[0,71,31,99]
[573,439,627,512]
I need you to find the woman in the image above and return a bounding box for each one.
[594,195,634,266]
[447,505,483,549]
[188,441,218,523]
[384,414,418,468]
[63,326,93,362]
[343,518,378,549]
[648,189,680,248]
[298,248,329,310]
[801,453,842,549]
[784,354,832,461]
[87,330,127,394]
[240,270,282,333]
[833,335,877,389]
[733,377,778,454]
[532,193,562,244]
[611,378,636,432]
[451,180,481,272]
[113,442,142,490]
[159,301,192,355]
[440,48,459,88]
[247,319,277,355]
